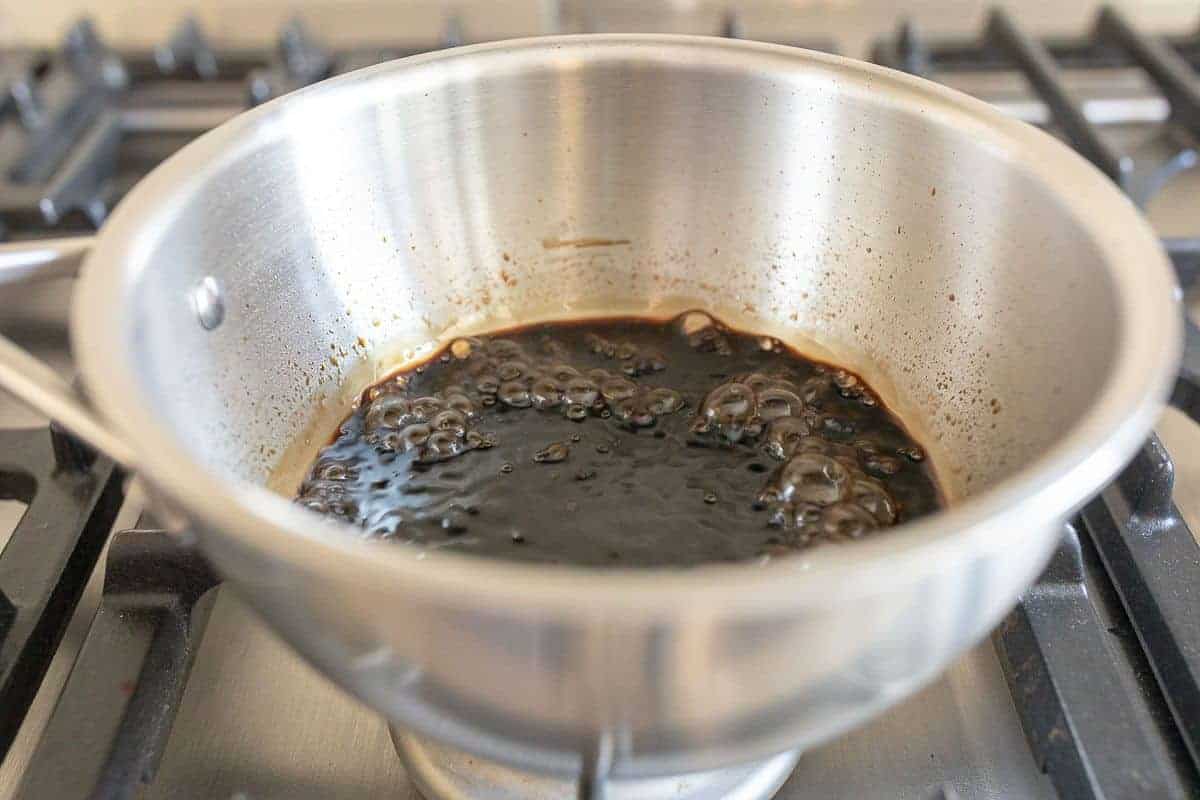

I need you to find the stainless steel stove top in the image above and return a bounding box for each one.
[1,5,1199,799]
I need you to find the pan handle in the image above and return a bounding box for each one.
[0,237,136,466]
[0,236,94,285]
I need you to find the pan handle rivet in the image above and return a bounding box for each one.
[190,276,224,330]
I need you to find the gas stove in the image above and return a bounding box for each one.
[1,6,1199,800]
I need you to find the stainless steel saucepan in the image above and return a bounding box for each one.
[0,36,1183,786]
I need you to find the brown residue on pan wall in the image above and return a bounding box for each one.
[542,237,632,249]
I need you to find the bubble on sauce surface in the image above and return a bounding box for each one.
[530,377,563,409]
[679,311,714,335]
[693,372,816,445]
[821,502,879,540]
[764,453,850,506]
[498,381,532,408]
[687,326,732,356]
[533,441,570,463]
[850,478,897,524]
[600,376,637,402]
[763,417,811,460]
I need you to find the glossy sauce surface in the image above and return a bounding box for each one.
[296,313,943,566]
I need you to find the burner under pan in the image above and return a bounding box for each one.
[392,729,800,800]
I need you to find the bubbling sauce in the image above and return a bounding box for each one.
[295,312,943,566]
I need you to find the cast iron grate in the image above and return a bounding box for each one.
[0,12,836,242]
[0,13,471,238]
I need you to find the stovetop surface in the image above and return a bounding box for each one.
[1,4,1200,799]
[134,596,1054,799]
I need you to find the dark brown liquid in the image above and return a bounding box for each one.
[296,313,943,567]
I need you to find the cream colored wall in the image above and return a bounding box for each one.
[1,1,542,47]
[1,1,1196,57]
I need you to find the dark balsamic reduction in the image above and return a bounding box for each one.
[296,312,943,567]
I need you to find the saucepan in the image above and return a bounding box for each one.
[0,36,1183,789]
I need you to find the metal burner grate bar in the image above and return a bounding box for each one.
[994,524,1195,799]
[39,110,121,226]
[1082,437,1200,773]
[870,20,932,77]
[984,8,1130,187]
[12,525,217,800]
[0,428,123,762]
[153,17,219,81]
[1095,7,1200,137]
[1166,238,1200,420]
[247,17,332,105]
